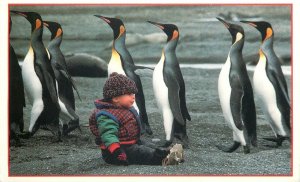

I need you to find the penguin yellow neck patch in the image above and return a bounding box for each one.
[111,48,121,61]
[171,30,179,41]
[35,19,42,30]
[160,50,165,63]
[259,49,266,62]
[264,28,273,41]
[56,28,62,38]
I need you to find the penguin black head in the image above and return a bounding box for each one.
[240,21,273,41]
[147,21,179,42]
[217,17,244,44]
[10,10,43,32]
[94,15,125,40]
[43,21,63,40]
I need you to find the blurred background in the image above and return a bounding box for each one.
[9,5,291,65]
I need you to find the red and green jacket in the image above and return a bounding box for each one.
[89,99,142,152]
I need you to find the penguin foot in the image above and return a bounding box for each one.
[216,141,241,153]
[160,141,173,148]
[174,134,189,149]
[263,135,289,147]
[17,131,32,139]
[62,124,68,136]
[63,120,81,136]
[243,146,250,154]
[10,132,22,147]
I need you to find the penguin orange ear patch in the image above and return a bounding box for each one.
[56,28,62,38]
[119,25,125,36]
[264,27,273,41]
[171,30,179,40]
[35,19,42,29]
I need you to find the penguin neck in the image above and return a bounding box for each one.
[30,28,46,51]
[161,39,179,66]
[112,33,134,65]
[31,28,43,42]
[260,35,274,53]
[47,37,62,51]
[164,38,178,52]
[113,33,126,52]
[47,37,64,64]
[230,38,244,55]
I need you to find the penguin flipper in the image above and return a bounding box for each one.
[35,64,59,105]
[55,63,81,101]
[229,75,244,130]
[268,70,290,129]
[269,70,290,106]
[164,73,185,126]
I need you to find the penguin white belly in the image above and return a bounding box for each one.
[153,59,173,141]
[22,47,44,132]
[218,58,246,145]
[253,60,286,136]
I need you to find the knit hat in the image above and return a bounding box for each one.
[103,72,138,99]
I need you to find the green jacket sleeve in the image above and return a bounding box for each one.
[97,115,120,147]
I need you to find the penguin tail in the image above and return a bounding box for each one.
[216,141,240,153]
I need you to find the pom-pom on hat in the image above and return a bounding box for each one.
[103,72,138,99]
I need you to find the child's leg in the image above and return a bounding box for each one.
[124,144,169,165]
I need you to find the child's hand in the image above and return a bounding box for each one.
[112,148,128,165]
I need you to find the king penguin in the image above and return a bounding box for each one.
[10,11,61,141]
[94,15,153,135]
[148,21,191,148]
[9,15,25,145]
[216,18,257,154]
[43,21,81,135]
[241,21,290,146]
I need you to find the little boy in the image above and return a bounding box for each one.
[89,72,183,166]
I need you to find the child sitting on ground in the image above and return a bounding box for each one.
[89,72,183,166]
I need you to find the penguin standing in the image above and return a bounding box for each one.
[216,18,257,154]
[241,21,290,146]
[10,11,61,140]
[94,15,152,135]
[148,21,191,148]
[43,21,81,135]
[9,15,25,145]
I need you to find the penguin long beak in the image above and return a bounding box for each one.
[240,20,257,28]
[10,10,27,18]
[94,15,111,24]
[147,21,165,30]
[43,22,49,28]
[216,17,230,29]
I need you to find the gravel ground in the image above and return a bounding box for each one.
[9,68,292,175]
